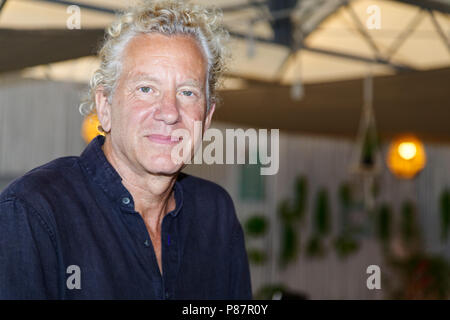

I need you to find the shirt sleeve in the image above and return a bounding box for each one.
[0,197,61,299]
[229,215,253,300]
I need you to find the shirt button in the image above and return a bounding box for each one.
[144,239,150,247]
[122,197,130,205]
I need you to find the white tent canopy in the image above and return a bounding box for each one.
[0,0,448,86]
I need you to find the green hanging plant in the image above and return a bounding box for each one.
[306,235,325,258]
[244,213,270,266]
[335,182,360,259]
[277,175,308,268]
[244,214,269,238]
[337,182,353,234]
[315,189,331,236]
[338,183,352,210]
[361,128,375,168]
[304,188,332,258]
[278,199,296,224]
[279,223,298,267]
[334,235,359,259]
[247,248,268,265]
[360,125,379,169]
[376,203,392,249]
[440,189,450,242]
[292,176,307,219]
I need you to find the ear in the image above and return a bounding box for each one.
[203,102,216,133]
[95,87,112,133]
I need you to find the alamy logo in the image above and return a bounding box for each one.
[366,265,381,290]
[170,121,279,175]
[366,5,381,30]
[66,5,81,30]
[66,265,81,290]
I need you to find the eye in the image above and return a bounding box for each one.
[181,90,194,97]
[139,86,152,93]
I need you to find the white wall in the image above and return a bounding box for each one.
[0,75,86,177]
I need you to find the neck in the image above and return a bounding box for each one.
[101,135,177,232]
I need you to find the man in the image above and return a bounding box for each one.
[0,1,252,299]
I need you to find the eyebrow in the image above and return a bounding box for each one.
[128,73,204,89]
[128,74,161,84]
[179,79,203,89]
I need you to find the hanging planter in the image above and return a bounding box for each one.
[349,72,383,213]
[350,73,383,176]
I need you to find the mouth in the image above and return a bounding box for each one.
[146,134,183,145]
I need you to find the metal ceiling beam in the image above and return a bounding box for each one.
[34,0,116,14]
[343,1,383,59]
[275,48,297,79]
[221,0,267,13]
[24,0,419,73]
[302,45,414,71]
[428,8,450,52]
[298,0,347,40]
[389,0,450,14]
[228,31,415,72]
[385,8,427,60]
[34,0,269,15]
[0,0,8,15]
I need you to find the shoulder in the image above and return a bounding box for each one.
[0,157,79,243]
[0,156,80,211]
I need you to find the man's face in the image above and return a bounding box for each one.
[98,33,214,176]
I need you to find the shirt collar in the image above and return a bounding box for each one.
[78,135,184,217]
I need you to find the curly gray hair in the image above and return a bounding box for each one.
[79,0,228,116]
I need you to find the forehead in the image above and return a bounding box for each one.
[121,33,208,80]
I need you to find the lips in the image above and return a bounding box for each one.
[147,134,183,145]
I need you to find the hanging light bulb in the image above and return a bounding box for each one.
[397,142,417,160]
[290,80,304,101]
[246,22,256,58]
[290,51,304,101]
[387,135,426,179]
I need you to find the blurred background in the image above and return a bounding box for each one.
[0,0,449,299]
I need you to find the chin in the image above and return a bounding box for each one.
[141,156,182,176]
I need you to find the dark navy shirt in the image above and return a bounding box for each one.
[0,135,252,299]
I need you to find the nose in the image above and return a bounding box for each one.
[153,91,180,125]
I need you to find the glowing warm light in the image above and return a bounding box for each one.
[81,113,104,144]
[398,142,417,160]
[387,135,426,179]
